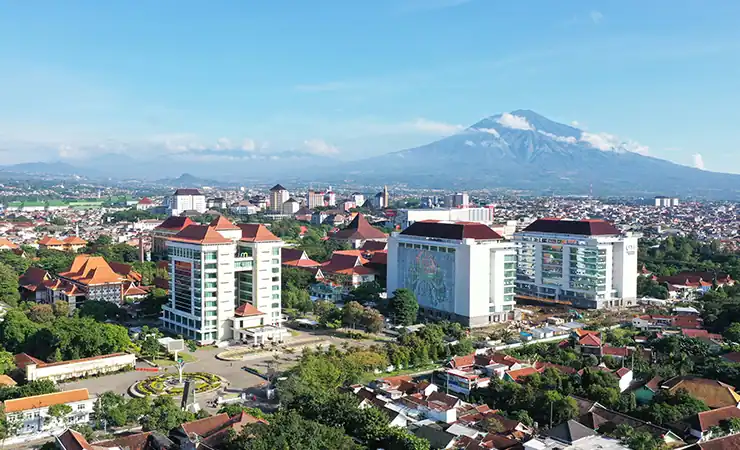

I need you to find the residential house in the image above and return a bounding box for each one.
[688,406,740,441]
[136,197,155,210]
[38,236,66,251]
[634,376,664,405]
[170,411,267,449]
[3,389,95,442]
[0,238,19,250]
[281,248,321,268]
[55,428,175,450]
[660,376,740,409]
[62,236,87,252]
[230,200,259,216]
[524,420,629,450]
[411,425,457,449]
[330,213,387,249]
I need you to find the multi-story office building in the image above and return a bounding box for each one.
[167,189,206,216]
[351,192,365,207]
[161,216,286,344]
[269,184,290,212]
[654,196,680,207]
[513,218,639,309]
[325,190,337,207]
[387,220,517,327]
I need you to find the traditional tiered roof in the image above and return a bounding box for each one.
[238,224,280,243]
[332,213,386,241]
[59,255,125,286]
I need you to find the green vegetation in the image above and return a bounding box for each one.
[0,308,131,361]
[389,288,419,326]
[639,236,740,278]
[134,372,221,397]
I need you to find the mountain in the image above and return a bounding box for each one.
[349,110,740,198]
[0,161,85,177]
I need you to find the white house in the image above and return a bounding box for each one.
[16,352,136,383]
[3,389,94,444]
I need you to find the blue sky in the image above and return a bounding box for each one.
[1,0,739,172]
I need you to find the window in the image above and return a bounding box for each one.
[272,258,279,264]
[272,303,280,308]
[272,294,280,300]
[271,276,279,282]
[206,311,217,317]
[272,247,280,256]
[78,404,86,410]
[271,267,280,274]
[271,285,279,291]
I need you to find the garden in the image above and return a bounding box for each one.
[130,372,223,398]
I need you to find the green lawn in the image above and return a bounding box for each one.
[151,352,197,366]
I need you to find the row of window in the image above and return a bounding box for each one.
[398,242,456,253]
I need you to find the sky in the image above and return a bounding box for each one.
[1,0,739,172]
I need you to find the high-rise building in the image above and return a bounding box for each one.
[306,190,325,209]
[513,218,639,309]
[654,196,680,207]
[282,198,300,214]
[167,189,206,216]
[161,216,286,344]
[325,190,337,207]
[269,184,290,212]
[351,192,365,207]
[387,220,517,327]
[446,192,470,208]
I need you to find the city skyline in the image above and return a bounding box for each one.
[1,1,740,173]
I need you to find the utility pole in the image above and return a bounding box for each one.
[550,401,554,429]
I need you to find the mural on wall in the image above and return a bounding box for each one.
[398,246,455,311]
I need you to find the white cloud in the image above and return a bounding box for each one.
[496,113,534,131]
[571,121,580,127]
[537,130,577,144]
[590,11,604,24]
[693,153,705,170]
[241,139,256,151]
[464,140,475,147]
[580,131,649,155]
[303,139,340,155]
[215,137,232,150]
[475,127,500,137]
[410,118,465,134]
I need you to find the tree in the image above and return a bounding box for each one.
[389,289,419,326]
[140,396,194,433]
[52,300,70,318]
[140,333,161,360]
[28,304,55,323]
[724,322,740,343]
[0,350,14,374]
[361,308,385,333]
[282,267,315,291]
[48,403,73,427]
[0,263,20,307]
[342,302,365,329]
[218,405,267,419]
[223,410,360,450]
[349,281,383,305]
[187,340,198,352]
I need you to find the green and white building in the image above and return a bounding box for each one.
[161,216,286,345]
[514,218,639,309]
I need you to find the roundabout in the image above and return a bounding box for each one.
[129,372,224,398]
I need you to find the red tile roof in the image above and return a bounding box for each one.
[38,236,65,246]
[209,215,240,231]
[4,388,89,413]
[449,353,476,369]
[59,255,124,285]
[506,367,539,381]
[155,216,195,231]
[332,213,387,241]
[56,428,94,450]
[238,224,280,242]
[63,236,87,245]
[694,405,740,432]
[0,238,18,249]
[138,197,153,205]
[578,334,602,347]
[234,303,265,317]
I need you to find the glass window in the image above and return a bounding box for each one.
[272,247,280,255]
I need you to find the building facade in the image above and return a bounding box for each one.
[168,189,206,216]
[446,192,470,208]
[306,190,325,209]
[269,184,290,212]
[160,217,285,344]
[513,218,639,309]
[387,221,517,327]
[3,389,94,442]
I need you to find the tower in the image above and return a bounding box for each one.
[382,186,389,209]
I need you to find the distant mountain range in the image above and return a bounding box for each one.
[342,110,740,197]
[2,110,739,198]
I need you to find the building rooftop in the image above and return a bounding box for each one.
[155,216,195,231]
[270,184,287,192]
[238,223,281,243]
[170,224,232,245]
[332,213,387,241]
[522,218,622,236]
[4,388,89,413]
[173,189,202,196]
[59,255,125,286]
[400,220,502,241]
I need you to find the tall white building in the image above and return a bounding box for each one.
[269,184,290,212]
[387,221,517,327]
[513,218,639,309]
[396,207,495,229]
[654,196,680,207]
[168,189,207,216]
[161,216,286,344]
[306,190,325,209]
[351,192,365,207]
[325,191,337,207]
